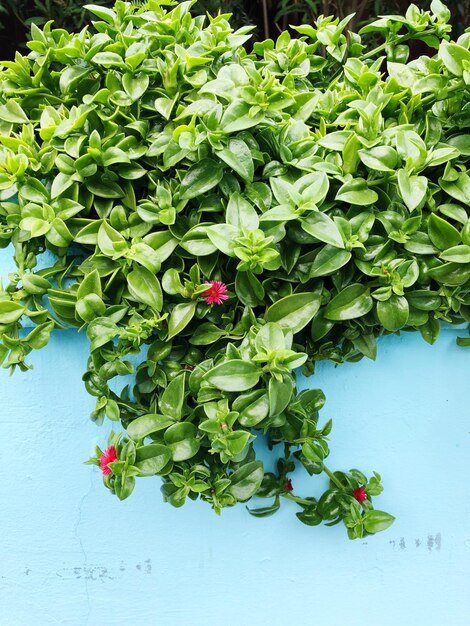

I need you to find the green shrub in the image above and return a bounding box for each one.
[0,0,469,538]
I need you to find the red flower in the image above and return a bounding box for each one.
[352,486,367,503]
[202,281,229,305]
[100,446,117,475]
[286,478,293,492]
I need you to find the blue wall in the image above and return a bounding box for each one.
[1,247,470,626]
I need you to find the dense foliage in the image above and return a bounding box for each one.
[1,0,469,59]
[0,0,469,539]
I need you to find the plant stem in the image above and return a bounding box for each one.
[360,29,435,61]
[421,81,466,105]
[367,176,390,186]
[281,463,345,508]
[323,465,345,491]
[282,492,314,506]
[360,39,389,60]
[260,0,269,41]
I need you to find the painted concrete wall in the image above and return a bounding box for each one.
[1,247,470,626]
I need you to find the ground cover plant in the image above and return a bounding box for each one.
[0,0,469,539]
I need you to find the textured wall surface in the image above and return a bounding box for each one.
[1,248,470,626]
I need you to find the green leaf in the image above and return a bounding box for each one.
[0,100,29,124]
[86,178,124,199]
[0,301,25,325]
[247,498,281,518]
[203,359,261,392]
[179,159,224,200]
[167,302,197,339]
[76,294,105,322]
[180,226,217,256]
[428,213,461,250]
[115,476,135,500]
[296,507,322,526]
[447,135,470,156]
[229,461,264,501]
[235,271,264,306]
[324,284,373,321]
[318,130,351,151]
[336,179,378,205]
[92,51,125,66]
[84,4,117,23]
[268,376,294,416]
[86,317,119,351]
[387,61,416,87]
[431,0,451,21]
[162,269,184,296]
[397,170,428,212]
[226,430,252,455]
[134,444,172,476]
[353,333,377,360]
[438,41,470,77]
[238,392,269,427]
[159,375,185,420]
[216,139,254,182]
[439,172,470,204]
[363,510,395,533]
[22,274,51,295]
[428,262,470,286]
[144,231,179,265]
[127,266,163,311]
[309,246,351,278]
[164,423,200,461]
[97,221,127,257]
[303,440,328,462]
[301,212,344,248]
[127,243,162,273]
[300,172,329,206]
[127,414,175,439]
[220,101,264,133]
[18,178,49,203]
[77,269,102,299]
[266,292,321,334]
[440,245,470,263]
[51,172,75,199]
[420,316,440,345]
[226,193,258,230]
[59,66,91,93]
[206,224,238,256]
[255,322,285,353]
[189,322,226,345]
[359,146,398,172]
[122,73,149,101]
[23,322,53,350]
[377,295,409,331]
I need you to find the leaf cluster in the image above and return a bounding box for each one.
[0,0,468,538]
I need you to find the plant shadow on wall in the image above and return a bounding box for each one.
[0,0,470,540]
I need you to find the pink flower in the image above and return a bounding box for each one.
[202,281,229,305]
[100,446,117,475]
[352,486,367,503]
[285,478,293,492]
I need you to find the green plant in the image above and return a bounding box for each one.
[266,0,469,41]
[0,0,113,29]
[0,0,115,60]
[0,0,469,539]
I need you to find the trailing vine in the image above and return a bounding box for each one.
[0,0,469,539]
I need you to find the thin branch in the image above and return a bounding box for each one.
[260,0,270,40]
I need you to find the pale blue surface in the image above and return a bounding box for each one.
[1,247,470,626]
